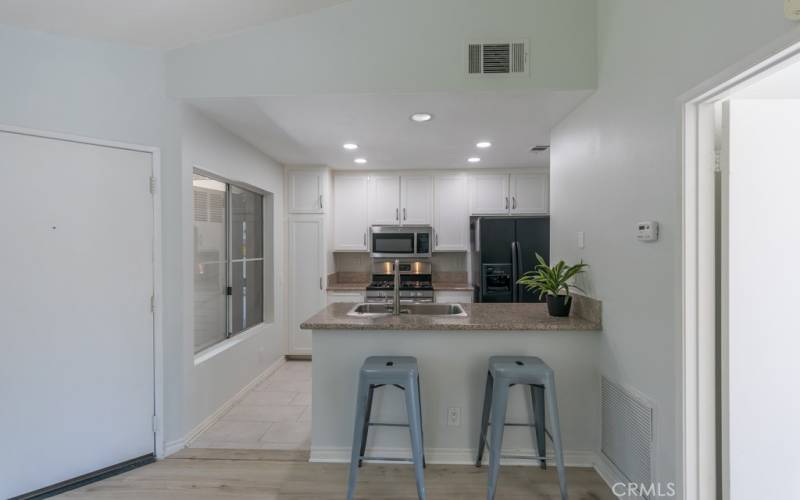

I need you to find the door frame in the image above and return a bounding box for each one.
[0,123,166,458]
[679,32,800,500]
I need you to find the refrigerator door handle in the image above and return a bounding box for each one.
[511,241,518,302]
[516,240,524,301]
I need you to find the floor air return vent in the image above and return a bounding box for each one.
[601,377,654,497]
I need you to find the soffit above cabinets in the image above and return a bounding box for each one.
[187,89,591,171]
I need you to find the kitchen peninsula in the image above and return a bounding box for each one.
[300,297,603,465]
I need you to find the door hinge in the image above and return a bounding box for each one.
[152,415,158,433]
[714,150,722,173]
[149,176,157,194]
[150,294,155,313]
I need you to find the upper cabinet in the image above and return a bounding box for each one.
[333,175,370,251]
[433,175,468,251]
[368,175,401,225]
[287,169,325,213]
[469,174,510,215]
[469,173,549,215]
[400,175,433,225]
[510,173,549,215]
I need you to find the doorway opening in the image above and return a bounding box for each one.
[682,37,800,500]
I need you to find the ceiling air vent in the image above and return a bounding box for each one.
[467,40,529,76]
[530,145,550,152]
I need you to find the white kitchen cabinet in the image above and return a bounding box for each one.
[326,291,365,304]
[368,175,401,225]
[433,175,468,251]
[287,169,325,213]
[288,216,325,355]
[435,291,473,304]
[333,175,370,250]
[511,173,549,214]
[469,174,510,215]
[400,175,433,225]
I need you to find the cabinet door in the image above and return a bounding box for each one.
[469,174,510,215]
[288,217,324,354]
[333,175,369,250]
[368,175,401,225]
[433,175,468,251]
[511,173,549,214]
[288,170,323,213]
[401,175,433,225]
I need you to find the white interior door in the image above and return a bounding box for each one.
[288,216,324,354]
[0,130,155,498]
[721,100,800,500]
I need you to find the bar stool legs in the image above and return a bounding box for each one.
[475,356,568,500]
[486,377,510,500]
[346,356,426,500]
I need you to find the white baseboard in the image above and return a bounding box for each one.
[591,452,630,499]
[310,446,596,468]
[183,356,287,447]
[164,438,187,457]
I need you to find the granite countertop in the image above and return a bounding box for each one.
[432,282,473,291]
[326,282,370,292]
[300,298,602,332]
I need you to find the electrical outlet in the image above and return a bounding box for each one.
[577,231,585,249]
[447,407,461,427]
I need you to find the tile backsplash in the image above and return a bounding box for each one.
[333,252,468,274]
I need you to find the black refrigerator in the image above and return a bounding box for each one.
[471,216,550,303]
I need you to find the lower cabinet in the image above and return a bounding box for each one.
[434,290,474,304]
[326,291,365,304]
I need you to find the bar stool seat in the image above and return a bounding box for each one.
[476,356,568,500]
[347,356,426,500]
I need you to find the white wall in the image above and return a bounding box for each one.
[181,105,287,433]
[0,24,186,445]
[165,0,596,97]
[549,0,798,490]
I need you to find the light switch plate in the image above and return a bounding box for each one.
[577,231,585,249]
[787,0,800,20]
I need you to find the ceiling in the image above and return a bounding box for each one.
[189,90,593,170]
[0,0,349,48]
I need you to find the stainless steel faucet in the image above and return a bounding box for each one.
[392,258,401,315]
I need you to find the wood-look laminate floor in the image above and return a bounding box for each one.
[58,449,616,500]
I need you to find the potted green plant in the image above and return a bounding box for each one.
[516,254,588,317]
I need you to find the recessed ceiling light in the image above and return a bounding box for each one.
[354,158,367,164]
[476,141,492,148]
[343,143,359,150]
[410,113,433,122]
[467,157,481,163]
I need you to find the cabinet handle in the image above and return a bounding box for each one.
[403,208,407,220]
[319,277,323,290]
[363,232,367,246]
[319,194,323,209]
[505,197,509,210]
[512,196,517,209]
[435,232,439,247]
[396,208,399,221]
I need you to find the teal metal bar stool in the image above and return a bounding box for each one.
[475,356,567,500]
[346,356,426,500]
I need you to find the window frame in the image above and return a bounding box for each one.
[193,167,267,354]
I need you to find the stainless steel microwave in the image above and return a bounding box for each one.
[370,225,432,258]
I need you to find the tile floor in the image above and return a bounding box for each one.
[189,360,312,450]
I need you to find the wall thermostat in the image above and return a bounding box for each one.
[636,221,659,242]
[787,0,800,20]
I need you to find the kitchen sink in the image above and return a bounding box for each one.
[347,303,468,317]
